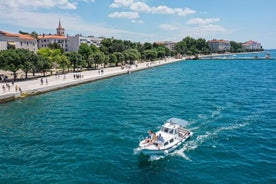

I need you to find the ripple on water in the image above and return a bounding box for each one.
[1,54,276,183]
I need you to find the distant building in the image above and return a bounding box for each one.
[37,20,67,51]
[154,41,176,51]
[38,20,104,52]
[0,31,38,52]
[67,34,103,52]
[208,39,230,53]
[242,40,262,50]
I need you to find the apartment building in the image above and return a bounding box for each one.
[67,34,103,52]
[242,40,262,50]
[0,31,38,52]
[208,39,231,53]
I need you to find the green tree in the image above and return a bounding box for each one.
[78,43,91,68]
[109,53,117,66]
[145,50,157,61]
[16,49,36,79]
[230,41,243,53]
[123,49,140,64]
[113,52,125,66]
[143,42,152,50]
[48,42,64,53]
[0,49,21,80]
[65,52,84,72]
[91,51,105,69]
[37,55,52,76]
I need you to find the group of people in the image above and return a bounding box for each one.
[1,82,22,94]
[144,130,164,149]
[40,78,48,85]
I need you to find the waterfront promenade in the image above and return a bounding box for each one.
[0,58,182,102]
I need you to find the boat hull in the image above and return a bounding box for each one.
[139,134,191,156]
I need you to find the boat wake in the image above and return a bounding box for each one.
[170,145,191,161]
[173,121,250,160]
[135,121,249,161]
[135,110,254,162]
[148,155,165,161]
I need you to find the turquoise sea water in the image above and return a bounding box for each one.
[0,50,275,183]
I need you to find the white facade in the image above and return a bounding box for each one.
[242,40,262,50]
[208,39,230,52]
[0,31,38,52]
[67,34,103,52]
[37,34,67,51]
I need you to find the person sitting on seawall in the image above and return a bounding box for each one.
[144,130,153,144]
[157,134,164,149]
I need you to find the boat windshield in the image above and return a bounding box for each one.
[161,126,169,133]
[161,126,175,134]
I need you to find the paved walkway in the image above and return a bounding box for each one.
[0,58,182,102]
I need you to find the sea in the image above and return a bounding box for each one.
[0,50,275,184]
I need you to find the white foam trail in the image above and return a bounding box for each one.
[198,114,208,119]
[149,155,164,161]
[211,106,223,118]
[170,145,191,161]
[213,122,249,135]
[133,147,141,155]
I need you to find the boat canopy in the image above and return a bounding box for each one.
[167,118,189,127]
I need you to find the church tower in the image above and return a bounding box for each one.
[56,19,65,36]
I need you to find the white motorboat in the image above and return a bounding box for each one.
[138,118,193,156]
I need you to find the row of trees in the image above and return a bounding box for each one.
[0,38,172,80]
[0,36,263,81]
[174,37,211,55]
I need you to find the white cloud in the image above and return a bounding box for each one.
[130,2,151,12]
[160,24,179,31]
[151,5,174,15]
[150,6,195,16]
[82,0,95,2]
[110,0,134,8]
[0,7,152,41]
[109,0,195,16]
[187,18,220,25]
[131,19,144,24]
[175,8,196,16]
[0,0,78,10]
[108,11,139,19]
[198,24,225,33]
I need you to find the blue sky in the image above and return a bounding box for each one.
[0,0,275,48]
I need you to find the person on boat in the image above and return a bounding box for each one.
[157,134,164,149]
[144,130,153,143]
[150,132,158,145]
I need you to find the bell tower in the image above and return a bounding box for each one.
[56,19,65,36]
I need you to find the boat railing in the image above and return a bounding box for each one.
[177,127,190,138]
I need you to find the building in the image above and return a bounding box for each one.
[37,20,67,51]
[38,20,104,52]
[0,31,38,52]
[67,34,103,52]
[154,41,176,51]
[208,39,231,53]
[242,40,262,50]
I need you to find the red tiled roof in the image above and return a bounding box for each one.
[0,30,36,40]
[208,39,229,43]
[38,35,66,39]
